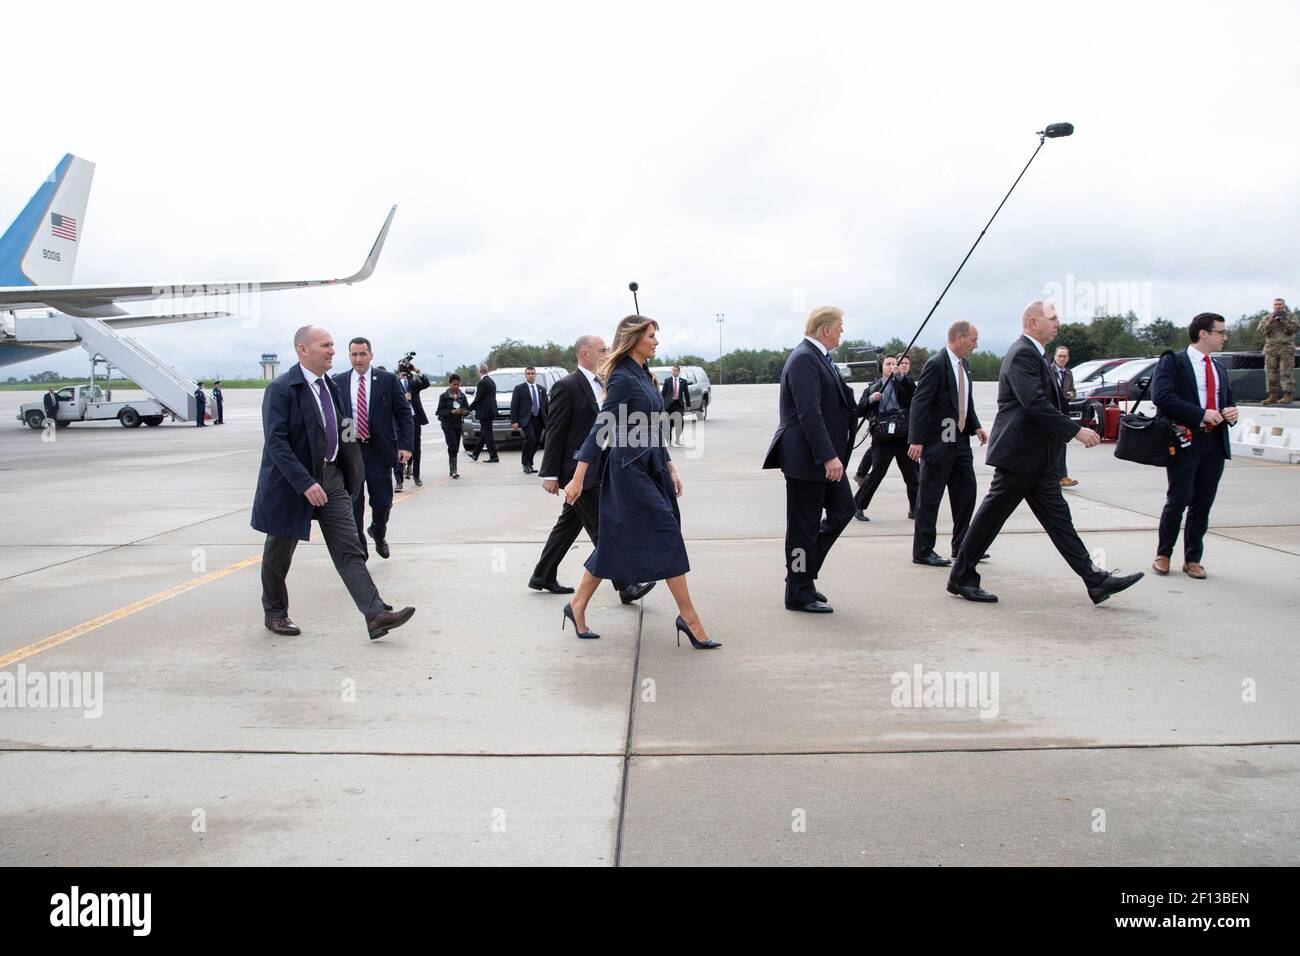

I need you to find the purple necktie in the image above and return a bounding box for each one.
[315,378,338,461]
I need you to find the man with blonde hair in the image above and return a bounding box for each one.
[764,306,857,613]
[948,301,1143,605]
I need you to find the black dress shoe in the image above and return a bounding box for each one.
[946,581,998,603]
[913,552,952,567]
[814,591,827,603]
[528,576,575,594]
[413,478,422,487]
[466,451,479,461]
[368,525,390,559]
[367,606,415,640]
[907,510,915,519]
[264,616,301,636]
[486,457,501,463]
[1088,570,1144,606]
[854,509,870,522]
[395,480,403,492]
[786,600,833,613]
[620,581,656,604]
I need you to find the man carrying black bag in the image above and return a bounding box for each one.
[1150,312,1237,579]
[852,354,918,521]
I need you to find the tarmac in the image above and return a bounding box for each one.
[0,383,1297,866]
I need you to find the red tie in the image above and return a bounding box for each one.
[673,379,678,399]
[357,374,370,439]
[1203,355,1216,429]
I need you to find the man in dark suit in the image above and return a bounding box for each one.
[212,381,225,425]
[907,322,988,566]
[194,383,207,426]
[948,301,1143,605]
[1051,347,1077,486]
[405,366,431,486]
[510,366,549,474]
[763,306,857,613]
[333,337,413,561]
[251,325,414,640]
[852,353,919,521]
[467,364,500,462]
[42,387,59,424]
[530,336,654,603]
[1151,312,1238,579]
[661,365,691,446]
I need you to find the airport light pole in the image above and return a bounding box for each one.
[716,313,725,386]
[438,353,445,378]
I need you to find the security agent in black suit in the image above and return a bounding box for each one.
[435,375,469,477]
[1151,312,1238,578]
[509,366,549,473]
[660,365,690,446]
[467,365,500,461]
[763,306,857,613]
[194,383,207,426]
[907,323,988,566]
[405,368,430,485]
[212,381,224,424]
[949,301,1143,605]
[251,325,415,640]
[852,354,919,521]
[529,335,654,603]
[333,337,414,561]
[42,387,58,423]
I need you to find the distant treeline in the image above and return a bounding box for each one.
[447,310,1281,385]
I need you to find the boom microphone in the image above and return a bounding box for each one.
[1039,122,1074,139]
[629,281,640,314]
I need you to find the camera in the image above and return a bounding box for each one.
[396,351,417,375]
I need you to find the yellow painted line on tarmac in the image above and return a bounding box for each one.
[0,555,263,669]
[1,472,448,669]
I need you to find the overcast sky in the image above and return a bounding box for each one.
[3,0,1297,378]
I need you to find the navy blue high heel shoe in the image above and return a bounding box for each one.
[676,615,720,649]
[563,602,600,639]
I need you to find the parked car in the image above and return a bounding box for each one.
[461,366,567,449]
[1216,349,1300,403]
[1069,356,1141,387]
[649,365,713,419]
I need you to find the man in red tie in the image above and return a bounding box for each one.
[1151,313,1238,579]
[660,365,690,447]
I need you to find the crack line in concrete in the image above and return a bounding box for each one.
[613,595,646,867]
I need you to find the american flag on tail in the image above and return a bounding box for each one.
[51,213,78,241]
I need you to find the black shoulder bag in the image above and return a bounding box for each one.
[1114,351,1185,467]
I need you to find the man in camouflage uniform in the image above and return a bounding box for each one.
[1259,297,1298,404]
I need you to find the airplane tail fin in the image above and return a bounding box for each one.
[0,154,95,288]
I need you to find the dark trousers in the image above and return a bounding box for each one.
[352,443,395,551]
[1157,433,1225,563]
[853,437,918,513]
[520,418,541,469]
[442,426,462,469]
[532,483,627,592]
[951,466,1106,590]
[471,420,498,458]
[215,400,224,424]
[783,475,855,604]
[1057,442,1068,477]
[392,424,421,481]
[262,462,386,621]
[664,401,685,444]
[912,441,976,559]
[196,404,206,426]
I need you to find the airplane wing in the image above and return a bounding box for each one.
[0,205,396,318]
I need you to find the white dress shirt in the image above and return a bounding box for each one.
[945,347,972,413]
[1187,343,1217,409]
[803,335,830,357]
[349,367,374,430]
[301,366,336,462]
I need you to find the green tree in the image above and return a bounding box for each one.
[1136,317,1183,353]
[1227,311,1269,351]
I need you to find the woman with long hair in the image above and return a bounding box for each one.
[561,315,719,649]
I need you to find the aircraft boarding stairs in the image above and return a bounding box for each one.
[67,316,198,421]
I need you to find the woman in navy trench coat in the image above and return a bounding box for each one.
[562,315,720,649]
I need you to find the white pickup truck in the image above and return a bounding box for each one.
[18,384,169,429]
